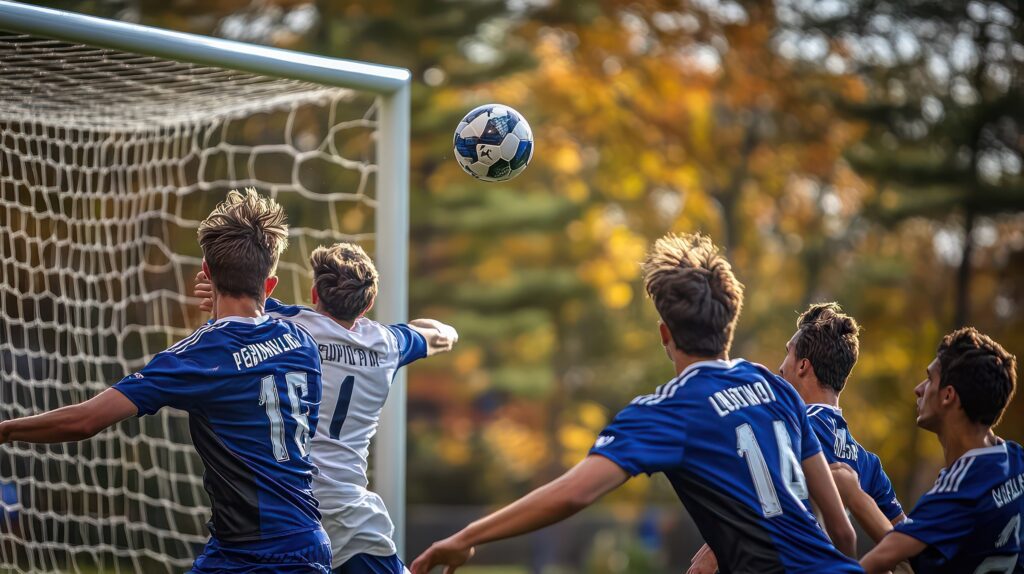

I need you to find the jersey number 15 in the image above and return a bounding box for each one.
[259,372,312,462]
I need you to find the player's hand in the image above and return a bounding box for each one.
[409,535,475,574]
[829,462,860,498]
[194,271,214,314]
[687,543,718,574]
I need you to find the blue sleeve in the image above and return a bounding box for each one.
[112,351,198,416]
[894,488,973,559]
[798,404,823,461]
[386,324,427,368]
[806,413,835,463]
[588,402,686,476]
[865,453,904,520]
[265,297,284,313]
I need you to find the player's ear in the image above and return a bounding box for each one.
[311,285,319,305]
[797,358,812,378]
[264,276,279,298]
[201,259,211,283]
[939,384,958,408]
[658,322,672,347]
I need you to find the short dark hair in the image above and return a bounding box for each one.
[936,327,1017,426]
[794,302,860,394]
[197,188,288,300]
[310,242,378,322]
[642,233,744,357]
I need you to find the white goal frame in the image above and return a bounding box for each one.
[0,0,412,555]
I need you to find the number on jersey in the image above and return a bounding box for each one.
[259,371,312,461]
[736,420,808,518]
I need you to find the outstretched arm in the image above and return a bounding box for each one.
[410,455,629,573]
[803,452,857,556]
[0,388,138,444]
[861,532,926,574]
[408,319,458,356]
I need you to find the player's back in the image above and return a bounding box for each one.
[265,298,425,566]
[591,359,860,574]
[114,316,324,542]
[806,404,903,521]
[896,441,1024,573]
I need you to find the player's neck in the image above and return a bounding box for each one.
[214,294,265,320]
[936,418,999,467]
[803,384,840,409]
[671,350,728,375]
[315,302,356,330]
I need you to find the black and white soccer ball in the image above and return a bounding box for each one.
[453,104,534,182]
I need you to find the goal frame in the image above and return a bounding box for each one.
[0,0,412,555]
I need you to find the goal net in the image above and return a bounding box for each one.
[0,25,401,573]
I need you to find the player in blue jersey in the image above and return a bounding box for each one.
[411,233,859,574]
[689,302,904,573]
[855,327,1021,574]
[0,189,331,573]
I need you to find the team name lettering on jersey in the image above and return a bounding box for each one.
[319,343,383,367]
[708,381,778,417]
[992,473,1024,508]
[232,333,302,370]
[834,428,859,461]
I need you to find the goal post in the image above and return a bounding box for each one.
[0,0,411,569]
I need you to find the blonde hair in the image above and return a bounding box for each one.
[197,188,288,299]
[642,233,744,356]
[310,242,379,322]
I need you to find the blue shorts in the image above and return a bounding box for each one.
[189,528,332,573]
[333,553,405,574]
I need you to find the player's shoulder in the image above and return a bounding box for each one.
[926,443,1013,498]
[165,321,233,356]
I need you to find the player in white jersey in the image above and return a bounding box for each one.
[197,242,457,574]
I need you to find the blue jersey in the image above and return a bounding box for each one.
[590,359,861,574]
[894,441,1024,574]
[113,315,324,543]
[806,404,903,520]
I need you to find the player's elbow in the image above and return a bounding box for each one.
[66,406,107,441]
[830,522,857,557]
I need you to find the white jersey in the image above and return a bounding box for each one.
[266,297,426,568]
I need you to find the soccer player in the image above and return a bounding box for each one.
[195,241,457,574]
[856,327,1021,574]
[0,189,331,573]
[410,233,860,574]
[689,302,905,573]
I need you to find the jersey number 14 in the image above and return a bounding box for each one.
[736,420,809,518]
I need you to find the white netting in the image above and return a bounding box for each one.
[0,33,381,572]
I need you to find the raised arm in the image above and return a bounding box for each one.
[410,455,628,573]
[0,388,138,444]
[803,452,857,556]
[829,462,902,544]
[407,318,458,356]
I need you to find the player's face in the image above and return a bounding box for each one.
[915,358,943,431]
[779,333,801,387]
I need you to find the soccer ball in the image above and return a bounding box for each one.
[453,104,534,182]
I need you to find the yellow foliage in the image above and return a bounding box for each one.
[483,417,549,480]
[601,282,633,309]
[453,346,483,375]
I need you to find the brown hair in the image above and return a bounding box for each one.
[794,302,860,393]
[310,242,379,322]
[642,233,744,357]
[937,327,1017,426]
[197,188,288,300]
